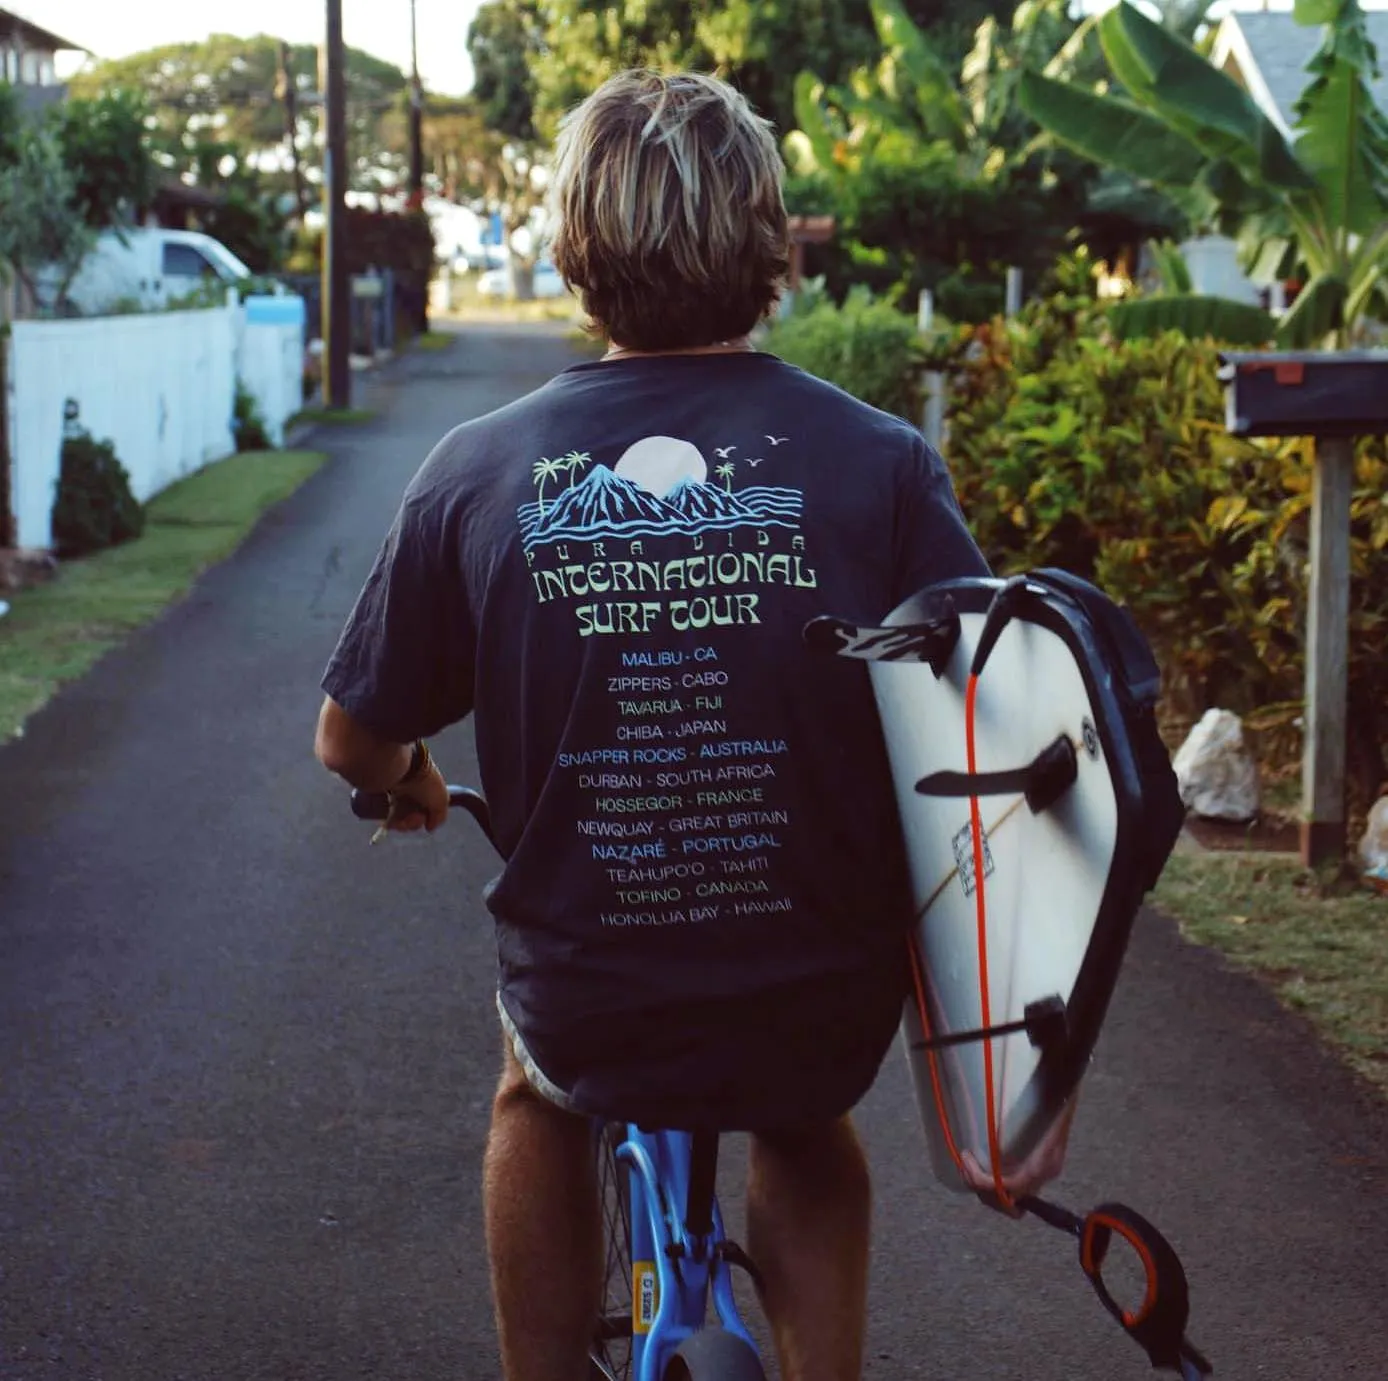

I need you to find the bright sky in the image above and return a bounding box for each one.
[32,0,1388,99]
[35,0,484,97]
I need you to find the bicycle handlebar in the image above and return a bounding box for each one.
[350,785,494,843]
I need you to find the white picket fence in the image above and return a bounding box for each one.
[5,296,304,551]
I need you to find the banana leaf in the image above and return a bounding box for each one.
[869,0,967,144]
[1017,69,1209,187]
[1107,293,1276,344]
[962,17,1001,137]
[1275,270,1349,347]
[1098,1,1314,196]
[791,73,839,174]
[1289,0,1388,237]
[1043,14,1102,82]
[1150,241,1194,293]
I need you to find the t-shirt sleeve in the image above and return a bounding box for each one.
[892,437,992,603]
[320,476,476,743]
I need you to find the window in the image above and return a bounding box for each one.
[163,243,217,279]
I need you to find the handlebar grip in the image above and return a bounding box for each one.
[349,786,495,845]
[351,790,392,821]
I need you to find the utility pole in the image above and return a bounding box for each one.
[277,41,308,222]
[409,0,424,208]
[321,0,351,407]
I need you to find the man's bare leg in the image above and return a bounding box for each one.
[484,1046,602,1381]
[746,1115,871,1381]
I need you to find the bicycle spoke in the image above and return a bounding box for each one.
[591,1125,633,1381]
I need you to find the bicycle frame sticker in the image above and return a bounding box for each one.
[633,1261,659,1335]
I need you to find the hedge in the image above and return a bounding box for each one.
[768,256,1388,810]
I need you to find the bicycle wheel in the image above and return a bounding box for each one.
[589,1122,634,1381]
[663,1327,767,1381]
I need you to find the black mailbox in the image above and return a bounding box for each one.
[1217,350,1388,438]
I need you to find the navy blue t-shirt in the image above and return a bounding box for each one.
[322,351,989,1130]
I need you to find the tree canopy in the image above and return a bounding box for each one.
[69,35,410,193]
[523,0,1016,137]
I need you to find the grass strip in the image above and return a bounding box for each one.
[0,449,326,742]
[1155,851,1388,1094]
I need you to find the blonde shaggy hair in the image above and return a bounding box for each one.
[547,70,790,351]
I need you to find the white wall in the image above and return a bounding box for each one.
[1180,235,1263,306]
[6,297,305,551]
[235,297,307,449]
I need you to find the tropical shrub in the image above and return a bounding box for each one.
[763,285,927,420]
[232,382,273,452]
[936,254,1388,799]
[51,419,145,558]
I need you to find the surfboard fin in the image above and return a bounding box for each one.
[802,602,960,676]
[909,994,1068,1054]
[915,734,1079,814]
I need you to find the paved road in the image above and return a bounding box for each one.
[2,324,1387,1380]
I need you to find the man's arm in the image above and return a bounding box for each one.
[315,696,450,831]
[315,452,476,832]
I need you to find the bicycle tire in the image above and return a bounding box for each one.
[662,1327,767,1381]
[589,1122,634,1381]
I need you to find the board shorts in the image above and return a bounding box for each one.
[496,957,910,1135]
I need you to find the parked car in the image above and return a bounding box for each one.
[56,228,262,316]
[455,246,506,274]
[475,260,567,300]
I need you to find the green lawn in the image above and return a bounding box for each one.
[1155,851,1388,1094]
[412,330,456,351]
[0,449,326,742]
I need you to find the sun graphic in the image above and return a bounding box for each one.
[613,436,708,496]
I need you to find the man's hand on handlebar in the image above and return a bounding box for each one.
[378,759,451,837]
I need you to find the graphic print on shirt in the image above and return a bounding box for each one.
[520,435,817,639]
[520,435,817,930]
[519,436,802,549]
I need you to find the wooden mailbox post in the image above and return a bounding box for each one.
[1218,350,1388,866]
[784,215,836,297]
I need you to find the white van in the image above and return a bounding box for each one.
[60,228,256,317]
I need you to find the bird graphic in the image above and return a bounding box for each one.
[766,435,788,446]
[747,458,765,468]
[714,445,736,458]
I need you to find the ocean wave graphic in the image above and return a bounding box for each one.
[518,468,804,549]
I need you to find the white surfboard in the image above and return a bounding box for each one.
[808,574,1175,1193]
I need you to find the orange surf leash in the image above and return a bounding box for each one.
[1021,1194,1212,1378]
[964,669,1011,1210]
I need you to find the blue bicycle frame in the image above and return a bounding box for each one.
[612,1124,759,1381]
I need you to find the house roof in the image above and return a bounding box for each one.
[1212,8,1388,138]
[0,6,86,55]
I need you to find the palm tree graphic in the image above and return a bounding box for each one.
[715,461,736,492]
[531,456,564,517]
[562,450,592,487]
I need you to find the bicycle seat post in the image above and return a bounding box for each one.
[685,1130,720,1258]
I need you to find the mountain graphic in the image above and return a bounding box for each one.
[665,475,762,523]
[534,464,673,534]
[519,464,802,549]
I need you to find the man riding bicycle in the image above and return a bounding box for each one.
[316,69,1076,1381]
